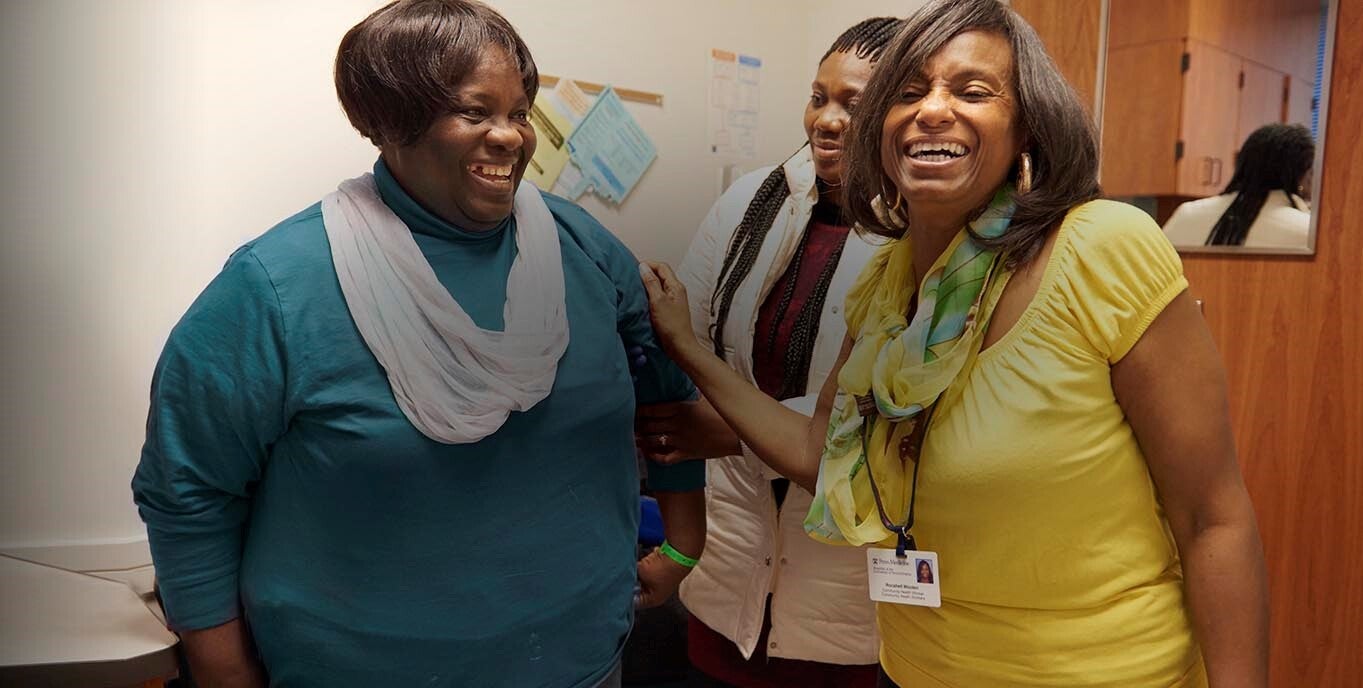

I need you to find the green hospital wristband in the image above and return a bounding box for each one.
[659,540,699,568]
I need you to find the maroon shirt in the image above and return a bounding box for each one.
[751,200,851,399]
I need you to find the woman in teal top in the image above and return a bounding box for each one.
[131,2,704,686]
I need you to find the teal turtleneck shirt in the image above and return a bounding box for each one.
[132,159,699,687]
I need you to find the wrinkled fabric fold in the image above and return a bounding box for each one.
[322,174,568,444]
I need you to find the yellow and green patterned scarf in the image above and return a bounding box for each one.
[805,189,1014,546]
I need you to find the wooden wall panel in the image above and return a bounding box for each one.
[1180,0,1363,683]
[1010,0,1102,111]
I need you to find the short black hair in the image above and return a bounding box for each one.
[841,0,1101,269]
[335,0,538,147]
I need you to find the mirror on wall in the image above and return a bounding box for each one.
[1099,0,1336,254]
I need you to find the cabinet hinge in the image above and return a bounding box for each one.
[1175,140,1185,162]
[1181,52,1190,73]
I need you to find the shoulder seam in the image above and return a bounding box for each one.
[241,247,292,424]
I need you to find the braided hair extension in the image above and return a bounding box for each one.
[709,165,791,355]
[1206,123,1314,246]
[821,16,903,63]
[762,200,849,400]
[709,16,902,374]
[763,221,810,357]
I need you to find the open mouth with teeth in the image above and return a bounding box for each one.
[470,163,515,184]
[908,141,970,162]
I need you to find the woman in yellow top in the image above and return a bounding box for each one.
[637,0,1268,685]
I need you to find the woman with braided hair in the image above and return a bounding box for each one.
[1163,123,1315,248]
[634,17,902,688]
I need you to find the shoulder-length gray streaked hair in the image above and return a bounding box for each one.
[842,0,1100,268]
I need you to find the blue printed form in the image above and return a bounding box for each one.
[565,86,658,205]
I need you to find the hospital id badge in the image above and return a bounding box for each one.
[867,548,941,607]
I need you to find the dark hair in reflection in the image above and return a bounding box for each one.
[842,0,1101,269]
[709,16,903,401]
[335,0,539,147]
[1206,123,1315,246]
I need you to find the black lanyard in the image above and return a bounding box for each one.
[860,403,936,558]
[856,249,1000,558]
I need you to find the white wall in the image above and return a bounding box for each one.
[0,0,921,572]
[0,0,387,569]
[486,0,812,265]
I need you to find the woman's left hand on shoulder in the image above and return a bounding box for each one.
[638,261,700,361]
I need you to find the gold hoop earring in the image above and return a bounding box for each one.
[877,180,907,229]
[1017,152,1033,195]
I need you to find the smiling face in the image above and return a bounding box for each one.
[805,50,877,189]
[380,48,537,231]
[881,30,1023,224]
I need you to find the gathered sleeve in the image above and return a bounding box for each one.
[131,247,289,630]
[1052,201,1189,364]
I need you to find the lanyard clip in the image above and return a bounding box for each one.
[895,529,916,558]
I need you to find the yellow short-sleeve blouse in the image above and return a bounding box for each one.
[873,200,1206,687]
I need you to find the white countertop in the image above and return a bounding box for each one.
[0,554,178,682]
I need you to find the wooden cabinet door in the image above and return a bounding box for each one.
[1178,40,1243,197]
[1107,0,1189,49]
[1285,74,1314,128]
[1188,0,1321,80]
[1237,60,1288,151]
[1101,39,1186,196]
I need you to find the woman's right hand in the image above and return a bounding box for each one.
[638,261,702,363]
[636,397,742,464]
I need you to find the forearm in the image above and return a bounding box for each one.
[653,488,706,559]
[180,618,268,688]
[1179,517,1269,687]
[671,342,819,488]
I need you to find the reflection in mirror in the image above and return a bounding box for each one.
[1099,0,1336,254]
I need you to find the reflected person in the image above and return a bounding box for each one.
[1163,123,1314,249]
